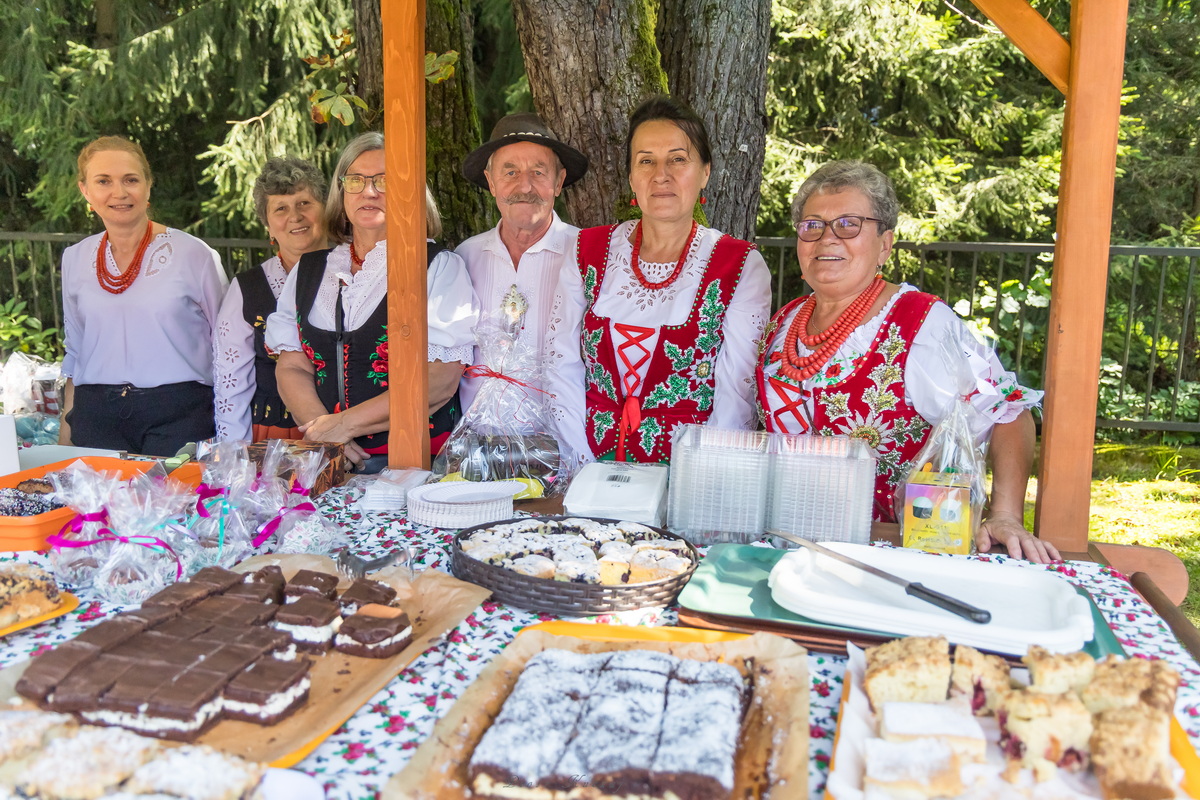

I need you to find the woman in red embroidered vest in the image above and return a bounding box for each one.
[550,96,771,463]
[756,161,1054,562]
[265,133,477,472]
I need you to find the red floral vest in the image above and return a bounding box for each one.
[756,290,940,521]
[577,224,755,462]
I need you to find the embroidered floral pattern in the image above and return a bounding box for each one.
[638,417,663,455]
[592,411,615,443]
[301,338,327,382]
[821,391,851,420]
[367,331,389,387]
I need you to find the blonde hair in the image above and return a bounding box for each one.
[325,132,384,245]
[425,185,443,239]
[77,135,153,185]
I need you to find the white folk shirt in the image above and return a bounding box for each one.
[61,228,228,387]
[265,241,478,364]
[212,256,288,442]
[759,283,1044,444]
[547,221,772,464]
[455,211,582,412]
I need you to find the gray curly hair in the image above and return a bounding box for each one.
[252,156,327,227]
[790,160,899,233]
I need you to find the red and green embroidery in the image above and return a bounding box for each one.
[301,339,327,382]
[367,330,389,387]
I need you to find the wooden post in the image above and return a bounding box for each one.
[967,0,1069,95]
[381,0,430,468]
[1034,0,1129,551]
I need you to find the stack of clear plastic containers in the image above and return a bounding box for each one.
[667,425,769,544]
[766,433,875,546]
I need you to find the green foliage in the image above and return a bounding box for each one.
[0,299,62,361]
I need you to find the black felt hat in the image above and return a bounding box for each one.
[462,112,589,190]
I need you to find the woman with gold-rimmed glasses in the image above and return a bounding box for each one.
[265,132,477,471]
[756,160,1055,562]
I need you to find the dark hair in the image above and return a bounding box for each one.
[251,157,328,227]
[624,95,712,172]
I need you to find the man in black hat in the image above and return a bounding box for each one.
[456,112,589,413]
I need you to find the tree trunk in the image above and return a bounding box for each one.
[425,0,491,246]
[510,0,668,229]
[353,0,384,129]
[94,0,118,48]
[657,0,771,240]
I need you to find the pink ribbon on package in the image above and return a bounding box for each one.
[53,509,109,539]
[252,501,318,548]
[195,483,226,518]
[46,529,184,580]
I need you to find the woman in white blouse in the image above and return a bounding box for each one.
[213,157,327,442]
[265,132,477,471]
[550,96,772,463]
[59,135,228,456]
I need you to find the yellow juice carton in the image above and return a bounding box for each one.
[901,469,974,555]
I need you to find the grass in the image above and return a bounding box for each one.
[1024,444,1200,626]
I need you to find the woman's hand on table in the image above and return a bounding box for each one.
[976,514,1061,564]
[298,414,369,465]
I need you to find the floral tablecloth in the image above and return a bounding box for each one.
[2,485,1198,800]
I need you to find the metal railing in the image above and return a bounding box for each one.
[4,230,1199,433]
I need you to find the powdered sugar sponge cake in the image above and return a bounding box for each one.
[467,648,748,799]
[459,518,694,586]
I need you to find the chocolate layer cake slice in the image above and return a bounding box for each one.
[189,594,253,621]
[73,616,146,651]
[110,632,222,666]
[83,661,182,728]
[193,643,262,682]
[337,577,397,615]
[245,564,286,596]
[222,657,312,724]
[140,667,231,741]
[116,604,180,628]
[284,569,339,603]
[143,581,218,610]
[271,595,341,652]
[334,603,413,658]
[153,614,217,640]
[16,640,100,703]
[46,653,138,712]
[190,566,246,593]
[231,626,294,659]
[215,600,277,627]
[223,581,281,605]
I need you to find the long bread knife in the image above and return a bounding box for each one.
[767,530,992,624]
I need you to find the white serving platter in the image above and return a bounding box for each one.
[768,543,1094,655]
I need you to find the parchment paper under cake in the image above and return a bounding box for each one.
[0,553,491,766]
[384,628,809,800]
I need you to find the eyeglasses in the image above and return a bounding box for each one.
[341,173,386,194]
[795,215,884,242]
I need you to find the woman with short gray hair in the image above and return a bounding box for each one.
[757,160,1055,562]
[213,156,328,442]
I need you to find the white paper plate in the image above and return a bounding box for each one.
[767,543,1094,655]
[261,768,323,800]
[409,481,525,505]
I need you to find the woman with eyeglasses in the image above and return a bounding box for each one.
[756,160,1054,562]
[265,132,476,471]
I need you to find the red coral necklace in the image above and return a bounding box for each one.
[95,220,155,295]
[349,242,365,270]
[629,220,698,290]
[772,275,885,382]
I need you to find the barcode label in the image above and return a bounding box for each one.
[606,474,631,483]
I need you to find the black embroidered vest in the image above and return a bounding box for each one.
[294,244,459,451]
[234,263,295,429]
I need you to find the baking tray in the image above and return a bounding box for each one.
[0,457,202,551]
[825,643,1200,800]
[677,544,1123,660]
[385,622,809,799]
[451,515,699,615]
[0,591,79,638]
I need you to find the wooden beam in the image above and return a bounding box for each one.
[1035,0,1129,552]
[381,0,430,468]
[969,0,1070,95]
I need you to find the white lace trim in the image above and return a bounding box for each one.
[100,229,176,278]
[429,342,473,364]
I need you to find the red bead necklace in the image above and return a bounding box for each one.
[772,276,886,382]
[629,220,698,290]
[349,242,365,270]
[95,220,155,295]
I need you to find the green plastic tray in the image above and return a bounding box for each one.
[677,543,1124,658]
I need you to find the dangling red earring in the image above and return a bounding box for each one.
[630,196,638,207]
[699,195,707,205]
